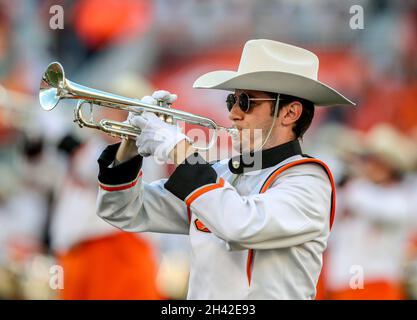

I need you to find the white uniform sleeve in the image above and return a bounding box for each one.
[343,179,411,225]
[96,144,189,234]
[164,154,332,250]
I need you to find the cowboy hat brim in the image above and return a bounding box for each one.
[193,70,356,106]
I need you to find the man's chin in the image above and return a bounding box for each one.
[231,132,264,154]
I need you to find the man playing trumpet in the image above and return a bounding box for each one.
[96,39,355,299]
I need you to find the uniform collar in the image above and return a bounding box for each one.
[228,139,302,174]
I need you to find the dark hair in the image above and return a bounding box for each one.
[268,93,315,139]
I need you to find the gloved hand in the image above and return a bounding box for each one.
[150,90,177,104]
[126,90,177,123]
[136,90,178,106]
[129,91,190,162]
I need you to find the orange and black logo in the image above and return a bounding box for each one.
[194,219,211,233]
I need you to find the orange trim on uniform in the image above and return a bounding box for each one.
[260,158,336,228]
[186,206,192,224]
[246,249,254,285]
[246,158,336,286]
[99,170,142,192]
[185,178,224,229]
[185,178,225,207]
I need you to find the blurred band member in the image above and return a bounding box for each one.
[326,124,417,300]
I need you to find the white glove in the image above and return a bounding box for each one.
[126,90,177,123]
[128,91,187,162]
[130,112,188,162]
[151,90,177,104]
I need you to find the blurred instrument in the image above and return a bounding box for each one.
[39,62,235,150]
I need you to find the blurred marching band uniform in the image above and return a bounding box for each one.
[323,124,417,299]
[0,85,60,299]
[0,139,59,298]
[50,133,162,299]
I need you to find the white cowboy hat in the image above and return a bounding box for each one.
[364,124,417,172]
[193,39,355,106]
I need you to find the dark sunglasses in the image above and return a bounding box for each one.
[226,92,276,112]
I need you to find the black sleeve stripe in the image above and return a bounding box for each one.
[97,143,143,186]
[164,153,217,201]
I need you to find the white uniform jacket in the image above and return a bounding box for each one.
[96,140,335,299]
[326,178,415,291]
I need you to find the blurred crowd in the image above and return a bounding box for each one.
[0,0,417,299]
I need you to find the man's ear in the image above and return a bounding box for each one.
[281,101,302,126]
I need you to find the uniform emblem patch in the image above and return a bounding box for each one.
[194,219,211,233]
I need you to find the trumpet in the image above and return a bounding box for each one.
[39,62,234,150]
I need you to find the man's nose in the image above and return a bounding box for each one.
[228,104,244,122]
